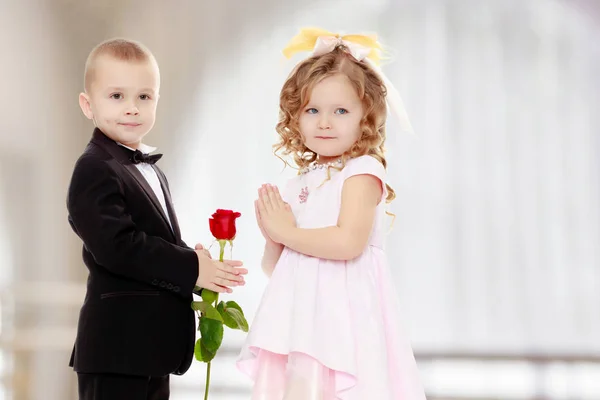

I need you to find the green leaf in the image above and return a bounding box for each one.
[217,301,236,330]
[201,289,218,304]
[217,301,249,332]
[226,308,249,332]
[192,302,223,322]
[191,301,205,312]
[199,316,224,354]
[225,301,245,315]
[194,338,215,362]
[204,304,223,322]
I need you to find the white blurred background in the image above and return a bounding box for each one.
[1,0,599,399]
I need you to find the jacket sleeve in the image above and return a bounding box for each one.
[67,155,199,298]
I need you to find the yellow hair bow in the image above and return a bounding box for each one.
[282,27,382,65]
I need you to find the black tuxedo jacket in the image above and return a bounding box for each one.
[66,128,198,377]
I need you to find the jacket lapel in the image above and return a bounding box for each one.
[90,129,175,240]
[152,165,183,243]
[122,163,174,233]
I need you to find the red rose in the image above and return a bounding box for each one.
[209,209,241,240]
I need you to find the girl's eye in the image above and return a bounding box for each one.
[335,108,348,115]
[306,108,318,114]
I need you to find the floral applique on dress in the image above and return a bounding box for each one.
[298,186,309,203]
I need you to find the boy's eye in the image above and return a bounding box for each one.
[110,93,122,100]
[335,108,348,115]
[140,94,151,100]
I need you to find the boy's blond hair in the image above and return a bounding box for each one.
[83,38,158,92]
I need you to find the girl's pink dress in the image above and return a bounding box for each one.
[237,155,426,400]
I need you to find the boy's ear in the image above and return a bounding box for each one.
[79,92,93,120]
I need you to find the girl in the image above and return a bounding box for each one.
[237,28,426,400]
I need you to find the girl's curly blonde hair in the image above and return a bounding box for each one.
[273,45,395,204]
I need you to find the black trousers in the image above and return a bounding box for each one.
[77,373,170,400]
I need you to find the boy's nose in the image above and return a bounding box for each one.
[125,107,139,116]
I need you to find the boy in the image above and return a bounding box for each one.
[66,38,247,399]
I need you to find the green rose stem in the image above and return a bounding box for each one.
[192,233,247,399]
[203,239,225,400]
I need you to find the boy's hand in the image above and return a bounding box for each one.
[195,250,247,293]
[194,243,212,259]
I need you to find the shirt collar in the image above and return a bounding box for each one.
[117,141,157,154]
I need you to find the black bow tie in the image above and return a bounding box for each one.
[130,149,163,165]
